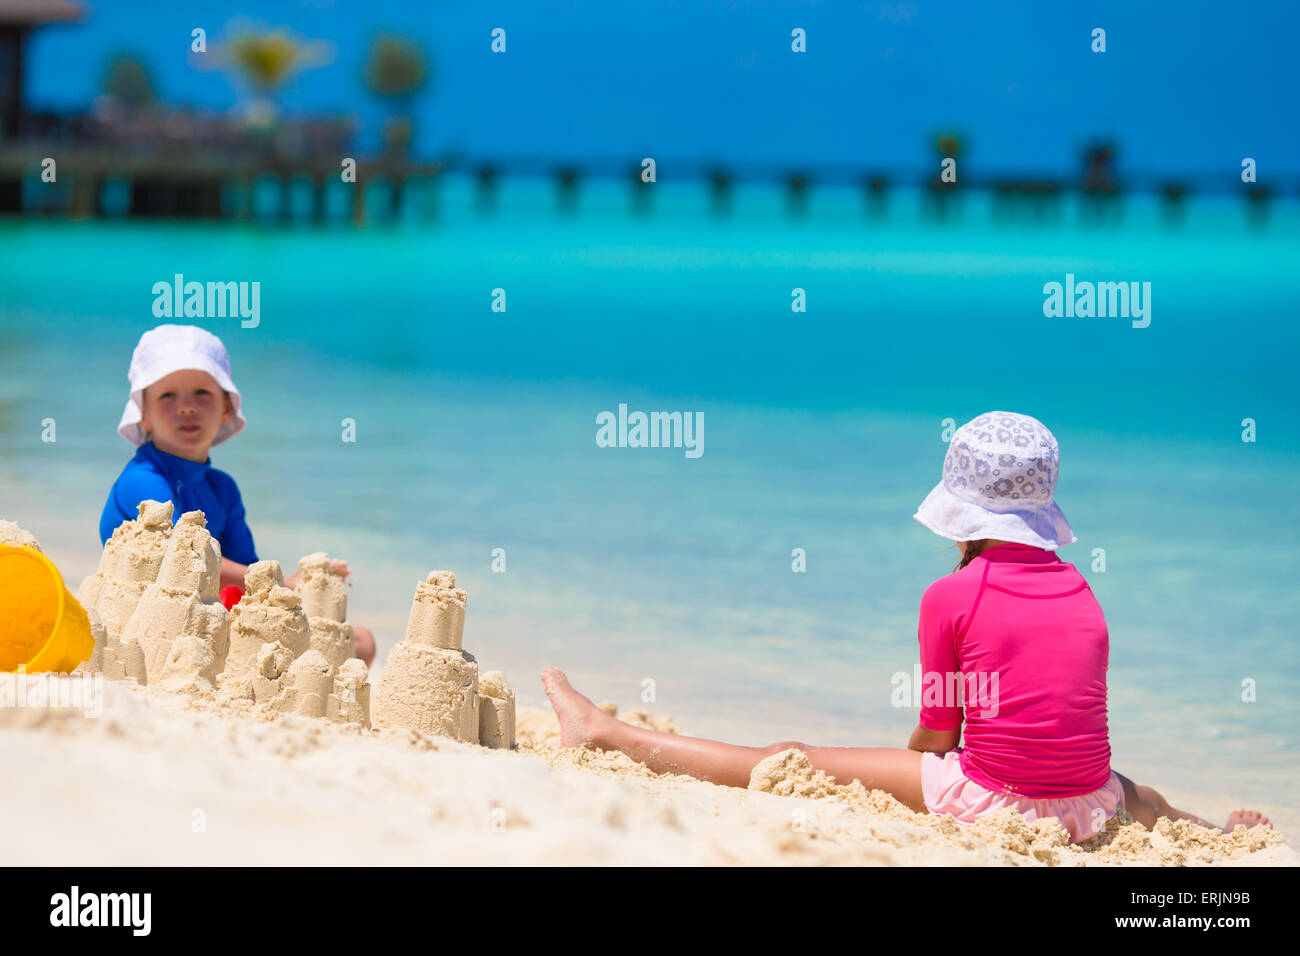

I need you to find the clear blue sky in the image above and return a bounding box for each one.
[25,0,1300,177]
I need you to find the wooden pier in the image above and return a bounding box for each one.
[1,143,1294,225]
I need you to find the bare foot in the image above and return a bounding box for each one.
[1224,808,1272,831]
[540,668,610,749]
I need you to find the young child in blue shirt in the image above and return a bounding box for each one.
[100,324,376,666]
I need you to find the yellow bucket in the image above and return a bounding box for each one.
[0,543,94,674]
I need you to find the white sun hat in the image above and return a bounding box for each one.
[913,411,1076,550]
[117,324,246,446]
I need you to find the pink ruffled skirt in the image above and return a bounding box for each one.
[921,749,1126,844]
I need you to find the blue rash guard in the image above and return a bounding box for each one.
[99,440,259,565]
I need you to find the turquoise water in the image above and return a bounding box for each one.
[3,177,1298,832]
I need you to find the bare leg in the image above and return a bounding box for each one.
[1115,772,1272,832]
[352,626,376,667]
[541,668,928,812]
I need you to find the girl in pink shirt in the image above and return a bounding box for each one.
[540,411,1270,843]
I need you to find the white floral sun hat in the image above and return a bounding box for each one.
[913,411,1076,550]
[117,324,246,446]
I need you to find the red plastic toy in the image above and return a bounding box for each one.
[219,585,245,611]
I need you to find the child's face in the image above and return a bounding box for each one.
[140,369,232,461]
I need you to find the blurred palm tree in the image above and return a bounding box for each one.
[100,53,156,111]
[935,130,964,159]
[363,34,432,156]
[218,21,332,125]
[364,34,429,103]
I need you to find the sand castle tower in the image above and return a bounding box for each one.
[250,644,331,715]
[77,500,173,644]
[72,500,180,684]
[72,504,230,690]
[478,670,517,750]
[240,553,371,727]
[249,644,371,725]
[298,552,370,727]
[327,659,370,726]
[221,560,311,687]
[372,571,479,741]
[119,510,228,686]
[372,571,515,748]
[298,552,355,670]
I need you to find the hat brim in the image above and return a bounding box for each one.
[117,357,246,447]
[913,479,1077,550]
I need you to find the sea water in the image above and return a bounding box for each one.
[2,175,1297,832]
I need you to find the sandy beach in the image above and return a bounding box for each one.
[2,506,1296,868]
[1,674,1292,867]
[3,0,1299,878]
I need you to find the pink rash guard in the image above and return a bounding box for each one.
[916,543,1112,799]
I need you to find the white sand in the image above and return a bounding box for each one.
[0,518,42,551]
[0,675,1293,866]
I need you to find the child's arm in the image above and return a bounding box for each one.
[909,724,961,754]
[221,557,249,592]
[222,561,350,592]
[284,561,352,589]
[912,583,966,753]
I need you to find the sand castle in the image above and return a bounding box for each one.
[6,504,515,747]
[73,502,228,689]
[57,501,371,728]
[372,571,516,748]
[223,553,370,726]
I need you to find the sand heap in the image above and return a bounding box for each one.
[742,747,1290,865]
[0,519,42,552]
[68,500,370,728]
[372,571,516,748]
